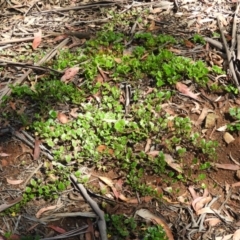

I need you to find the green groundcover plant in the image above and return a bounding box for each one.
[1,25,220,212]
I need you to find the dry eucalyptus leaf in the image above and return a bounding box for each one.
[6,178,24,185]
[36,205,57,218]
[205,218,221,226]
[214,163,239,171]
[217,125,227,132]
[32,29,42,50]
[196,207,215,215]
[57,112,69,124]
[176,82,198,100]
[164,154,182,173]
[98,176,114,187]
[61,67,79,82]
[33,138,41,160]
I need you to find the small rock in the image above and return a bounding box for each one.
[223,132,235,144]
[205,113,216,128]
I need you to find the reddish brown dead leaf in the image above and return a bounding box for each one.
[95,73,104,84]
[61,66,79,82]
[6,234,20,240]
[53,34,68,42]
[6,178,24,185]
[85,219,94,240]
[33,138,41,160]
[225,34,232,42]
[96,145,114,156]
[32,29,42,50]
[9,101,16,110]
[148,20,156,31]
[141,196,153,203]
[48,225,66,234]
[1,159,9,167]
[111,186,120,199]
[97,66,108,82]
[96,144,108,153]
[115,179,123,191]
[36,205,57,218]
[57,112,69,124]
[184,39,195,48]
[118,193,129,202]
[176,82,198,100]
[144,87,154,96]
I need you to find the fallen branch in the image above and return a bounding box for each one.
[70,174,107,240]
[217,16,240,91]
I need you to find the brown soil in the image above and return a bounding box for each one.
[1,0,240,240]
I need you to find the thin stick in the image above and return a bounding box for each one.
[22,163,43,189]
[231,2,240,52]
[70,174,107,240]
[217,16,240,91]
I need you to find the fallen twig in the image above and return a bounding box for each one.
[70,174,107,240]
[0,32,91,46]
[217,16,240,91]
[0,59,62,74]
[204,37,223,51]
[33,1,121,14]
[39,212,97,223]
[231,2,240,52]
[22,163,43,190]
